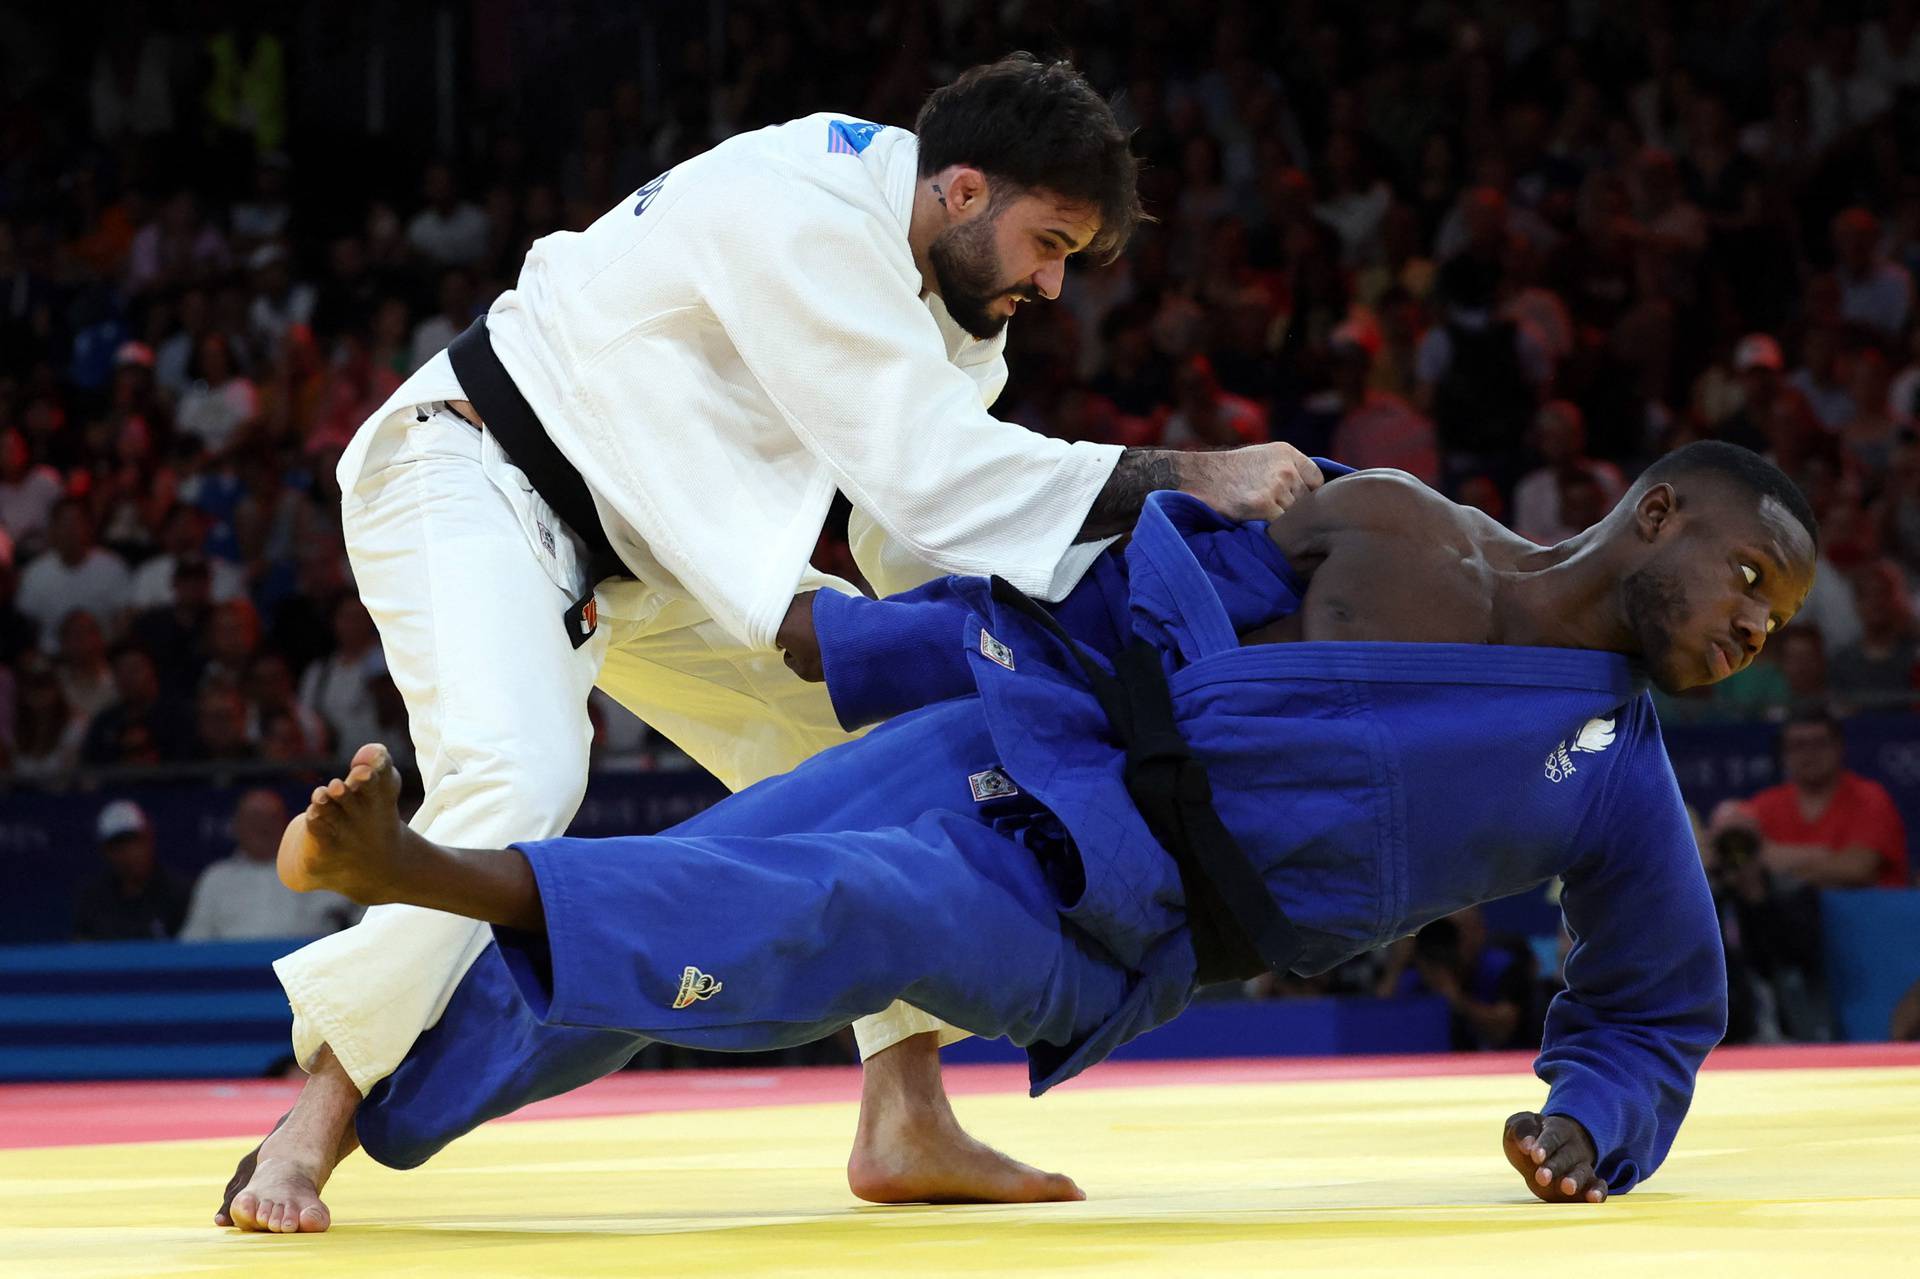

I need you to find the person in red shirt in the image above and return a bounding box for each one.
[1733,712,1912,888]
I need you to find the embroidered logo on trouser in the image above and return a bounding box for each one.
[673,966,723,1009]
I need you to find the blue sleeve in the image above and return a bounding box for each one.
[1535,755,1726,1194]
[815,551,1135,730]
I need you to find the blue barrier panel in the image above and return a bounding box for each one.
[0,771,726,944]
[1822,889,1920,1042]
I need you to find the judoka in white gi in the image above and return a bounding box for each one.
[221,54,1322,1233]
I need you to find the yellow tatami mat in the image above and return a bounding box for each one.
[3,1057,1916,1278]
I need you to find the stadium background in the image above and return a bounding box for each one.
[3,0,1919,1083]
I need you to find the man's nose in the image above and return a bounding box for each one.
[1732,606,1767,656]
[1033,258,1065,300]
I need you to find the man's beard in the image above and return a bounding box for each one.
[928,215,1031,339]
[1622,562,1688,691]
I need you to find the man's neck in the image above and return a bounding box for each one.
[906,178,946,299]
[1490,528,1633,654]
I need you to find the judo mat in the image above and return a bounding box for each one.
[3,1044,1915,1279]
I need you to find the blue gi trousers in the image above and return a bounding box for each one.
[356,698,1130,1169]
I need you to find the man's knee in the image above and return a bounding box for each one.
[413,740,590,846]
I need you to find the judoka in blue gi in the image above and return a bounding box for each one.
[267,441,1818,1224]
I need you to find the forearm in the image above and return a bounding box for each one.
[1076,448,1182,541]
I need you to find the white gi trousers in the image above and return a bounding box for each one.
[273,403,963,1094]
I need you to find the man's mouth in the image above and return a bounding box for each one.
[1708,639,1734,680]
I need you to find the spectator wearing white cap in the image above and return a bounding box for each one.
[180,790,360,941]
[1718,333,1802,454]
[73,800,189,941]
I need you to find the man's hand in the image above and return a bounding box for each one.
[1178,442,1324,522]
[777,591,823,682]
[1075,443,1325,542]
[1502,1112,1608,1203]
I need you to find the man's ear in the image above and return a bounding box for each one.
[1634,482,1678,542]
[940,166,991,220]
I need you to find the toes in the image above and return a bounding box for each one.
[299,1201,331,1232]
[214,1210,231,1227]
[229,1191,259,1231]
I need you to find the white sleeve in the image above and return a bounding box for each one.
[676,175,1122,588]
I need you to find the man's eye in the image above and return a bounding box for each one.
[1741,564,1758,586]
[1766,617,1778,634]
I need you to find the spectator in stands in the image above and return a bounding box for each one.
[55,608,115,726]
[244,243,315,358]
[16,499,131,640]
[180,789,357,940]
[130,553,214,688]
[298,597,388,754]
[405,163,489,268]
[11,652,86,780]
[1158,354,1266,449]
[190,677,255,762]
[1840,348,1909,486]
[407,267,476,372]
[82,643,182,765]
[1832,207,1913,340]
[73,800,188,941]
[1700,802,1830,1042]
[1511,401,1626,546]
[201,598,261,689]
[0,427,62,554]
[173,332,258,457]
[1322,324,1439,484]
[1379,906,1539,1052]
[245,650,328,757]
[1734,712,1912,888]
[129,504,245,610]
[1417,253,1549,481]
[1789,327,1856,432]
[1830,559,1919,710]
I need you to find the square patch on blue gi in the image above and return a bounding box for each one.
[968,768,1020,802]
[979,630,1015,670]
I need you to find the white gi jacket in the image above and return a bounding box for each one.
[341,115,1123,648]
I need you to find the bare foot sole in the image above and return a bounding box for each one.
[227,1155,332,1233]
[847,1121,1084,1204]
[278,743,415,902]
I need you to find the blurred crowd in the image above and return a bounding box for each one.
[3,2,1919,1032]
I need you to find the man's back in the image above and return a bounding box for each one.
[1250,470,1534,648]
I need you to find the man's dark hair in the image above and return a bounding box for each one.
[915,53,1142,263]
[1634,441,1820,550]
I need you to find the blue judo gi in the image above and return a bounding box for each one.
[355,488,1726,1195]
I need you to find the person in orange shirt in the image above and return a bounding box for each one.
[1724,712,1912,888]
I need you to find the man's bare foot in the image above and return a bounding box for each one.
[220,1048,362,1233]
[847,1032,1083,1204]
[279,743,422,903]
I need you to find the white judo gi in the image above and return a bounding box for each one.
[274,115,1125,1093]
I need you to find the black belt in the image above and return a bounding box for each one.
[447,317,629,585]
[988,577,1303,986]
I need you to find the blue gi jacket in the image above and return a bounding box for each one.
[812,488,1727,1193]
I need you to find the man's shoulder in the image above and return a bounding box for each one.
[1310,469,1462,534]
[1840,771,1901,810]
